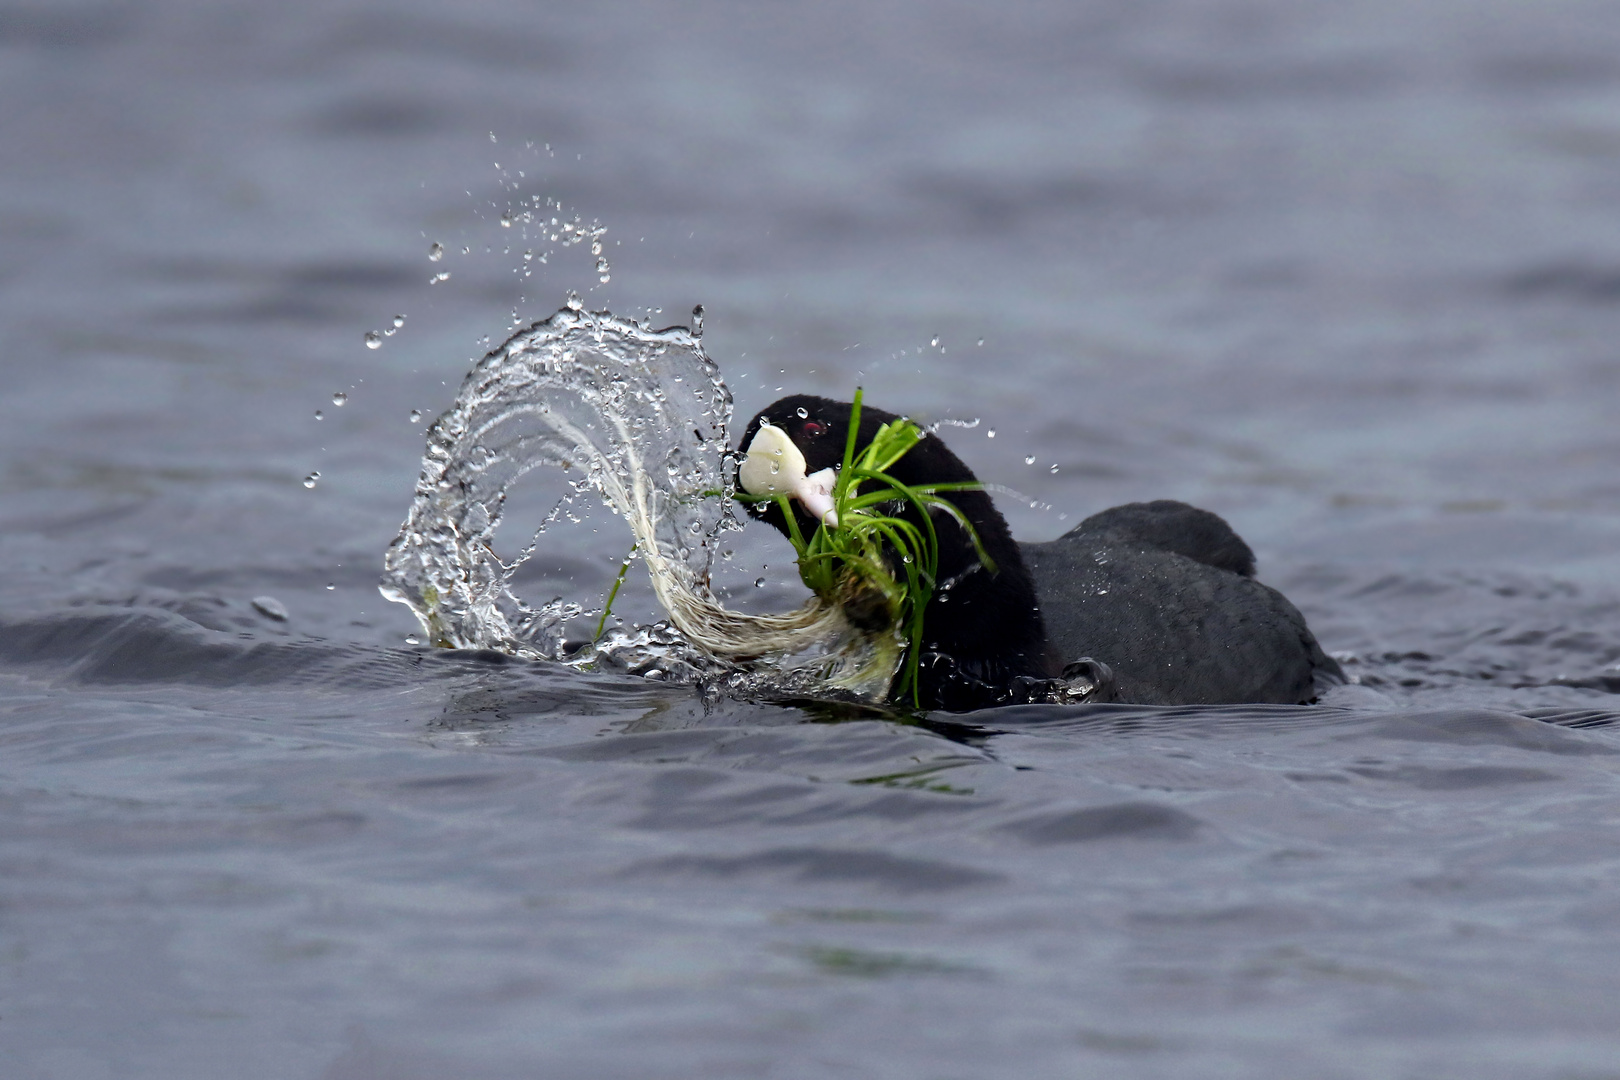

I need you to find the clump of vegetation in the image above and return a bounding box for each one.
[735,389,994,705]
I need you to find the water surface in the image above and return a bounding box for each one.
[4,1,1620,1077]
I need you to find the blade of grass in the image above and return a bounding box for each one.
[840,388,864,481]
[592,547,636,642]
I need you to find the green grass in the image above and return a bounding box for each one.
[794,944,985,979]
[848,762,977,796]
[736,389,993,705]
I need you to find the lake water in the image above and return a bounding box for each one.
[4,1,1620,1077]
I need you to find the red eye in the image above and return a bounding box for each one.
[802,421,825,436]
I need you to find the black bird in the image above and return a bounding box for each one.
[738,394,1053,709]
[738,394,1342,711]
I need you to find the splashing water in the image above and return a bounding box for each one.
[379,305,902,701]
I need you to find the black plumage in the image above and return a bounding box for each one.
[740,396,1341,710]
[1021,501,1342,705]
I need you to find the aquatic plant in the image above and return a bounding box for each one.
[736,390,994,705]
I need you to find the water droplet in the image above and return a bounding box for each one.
[392,315,406,329]
[428,242,444,262]
[753,577,766,588]
[565,291,583,311]
[1025,455,1036,465]
[691,305,704,336]
[251,596,290,622]
[364,331,383,349]
[314,410,323,420]
[302,471,321,489]
[796,407,809,419]
[405,634,420,645]
[500,210,514,228]
[930,336,940,348]
[987,428,996,438]
[332,392,348,406]
[325,583,336,591]
[409,409,422,423]
[977,338,985,347]
[1049,463,1060,474]
[430,271,450,284]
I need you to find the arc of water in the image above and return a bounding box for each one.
[382,305,901,700]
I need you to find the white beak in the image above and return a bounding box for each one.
[738,423,840,527]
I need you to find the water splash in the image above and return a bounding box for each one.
[379,305,901,701]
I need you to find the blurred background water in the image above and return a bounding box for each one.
[4,1,1620,1077]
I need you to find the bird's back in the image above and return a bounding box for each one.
[1021,502,1342,705]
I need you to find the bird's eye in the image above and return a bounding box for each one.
[802,421,825,436]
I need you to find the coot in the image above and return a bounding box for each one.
[738,394,1342,710]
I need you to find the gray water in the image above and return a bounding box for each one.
[5,1,1620,1077]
